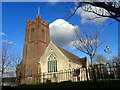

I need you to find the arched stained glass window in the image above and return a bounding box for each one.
[48,53,57,73]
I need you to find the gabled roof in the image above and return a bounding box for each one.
[52,41,87,67]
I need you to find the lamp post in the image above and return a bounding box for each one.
[104,46,117,79]
[104,46,112,62]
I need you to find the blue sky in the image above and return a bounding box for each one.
[1,2,119,63]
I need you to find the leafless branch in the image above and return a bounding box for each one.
[66,2,120,22]
[66,3,82,21]
[72,27,106,65]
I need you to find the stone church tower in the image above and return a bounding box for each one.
[19,14,50,84]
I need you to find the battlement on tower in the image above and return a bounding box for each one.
[27,14,49,26]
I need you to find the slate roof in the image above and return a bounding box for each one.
[53,42,87,67]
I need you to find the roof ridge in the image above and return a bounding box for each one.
[53,42,80,59]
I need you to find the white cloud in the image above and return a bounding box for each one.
[48,0,75,5]
[49,19,79,47]
[48,0,60,5]
[76,4,109,24]
[0,32,5,36]
[2,40,14,44]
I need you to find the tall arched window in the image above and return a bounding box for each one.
[48,53,57,73]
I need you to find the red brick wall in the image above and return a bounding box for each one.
[20,14,50,84]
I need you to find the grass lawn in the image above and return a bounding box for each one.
[2,79,120,89]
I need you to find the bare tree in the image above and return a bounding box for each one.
[1,43,21,85]
[110,55,120,63]
[66,1,120,22]
[11,52,22,71]
[72,28,106,65]
[94,54,107,64]
[2,44,12,78]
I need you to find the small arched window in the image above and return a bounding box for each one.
[48,53,57,73]
[41,29,45,40]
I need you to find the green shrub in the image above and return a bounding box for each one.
[10,79,120,89]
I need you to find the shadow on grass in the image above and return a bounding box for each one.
[6,79,120,89]
[2,86,15,90]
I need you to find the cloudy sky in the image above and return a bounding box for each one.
[1,2,119,62]
[49,19,79,47]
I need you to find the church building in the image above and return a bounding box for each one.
[16,14,88,84]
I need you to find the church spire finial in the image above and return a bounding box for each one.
[38,6,40,15]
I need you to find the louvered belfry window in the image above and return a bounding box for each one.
[48,53,57,73]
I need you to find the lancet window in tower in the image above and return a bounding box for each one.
[48,53,57,73]
[30,28,34,41]
[41,29,45,40]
